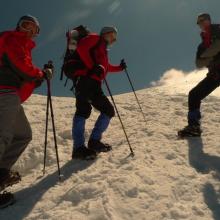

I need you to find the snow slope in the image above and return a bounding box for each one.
[1,69,220,220]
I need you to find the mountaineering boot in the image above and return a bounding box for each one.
[0,192,15,209]
[178,125,202,138]
[0,169,21,192]
[88,139,112,153]
[72,146,97,160]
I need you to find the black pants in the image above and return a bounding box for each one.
[74,76,115,119]
[187,72,220,126]
[188,73,220,112]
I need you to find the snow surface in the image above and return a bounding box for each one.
[1,68,220,220]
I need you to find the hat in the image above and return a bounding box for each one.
[17,15,40,33]
[100,26,118,35]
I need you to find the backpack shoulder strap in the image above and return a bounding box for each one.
[89,36,103,66]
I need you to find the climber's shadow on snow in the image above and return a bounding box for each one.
[187,137,220,175]
[203,182,220,220]
[187,137,220,220]
[0,160,95,220]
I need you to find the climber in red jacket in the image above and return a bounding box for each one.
[0,17,44,102]
[75,31,123,82]
[72,26,127,160]
[0,15,46,209]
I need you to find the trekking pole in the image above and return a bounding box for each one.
[47,78,62,179]
[124,68,147,125]
[104,79,134,157]
[43,61,62,180]
[43,91,50,175]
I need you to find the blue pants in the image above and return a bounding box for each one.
[72,114,111,148]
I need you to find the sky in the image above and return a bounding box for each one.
[1,0,220,97]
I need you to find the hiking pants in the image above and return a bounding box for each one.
[72,76,115,148]
[0,94,32,170]
[188,72,220,125]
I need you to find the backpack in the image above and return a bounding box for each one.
[60,25,90,87]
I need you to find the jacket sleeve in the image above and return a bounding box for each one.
[18,82,36,103]
[108,63,123,73]
[200,39,220,58]
[76,35,100,69]
[3,36,43,81]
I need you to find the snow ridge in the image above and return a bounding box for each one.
[1,69,220,220]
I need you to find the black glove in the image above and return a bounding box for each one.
[90,64,105,77]
[120,59,127,70]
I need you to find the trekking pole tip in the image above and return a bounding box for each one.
[58,174,64,181]
[130,151,135,157]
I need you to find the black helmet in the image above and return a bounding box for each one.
[197,13,211,24]
[17,15,40,34]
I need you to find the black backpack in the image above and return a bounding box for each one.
[60,25,90,87]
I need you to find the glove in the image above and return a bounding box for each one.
[90,64,105,77]
[43,68,53,79]
[120,59,127,70]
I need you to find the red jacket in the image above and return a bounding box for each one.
[76,33,122,82]
[0,30,43,103]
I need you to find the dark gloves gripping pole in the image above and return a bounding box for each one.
[89,64,105,77]
[120,59,127,70]
[35,61,54,88]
